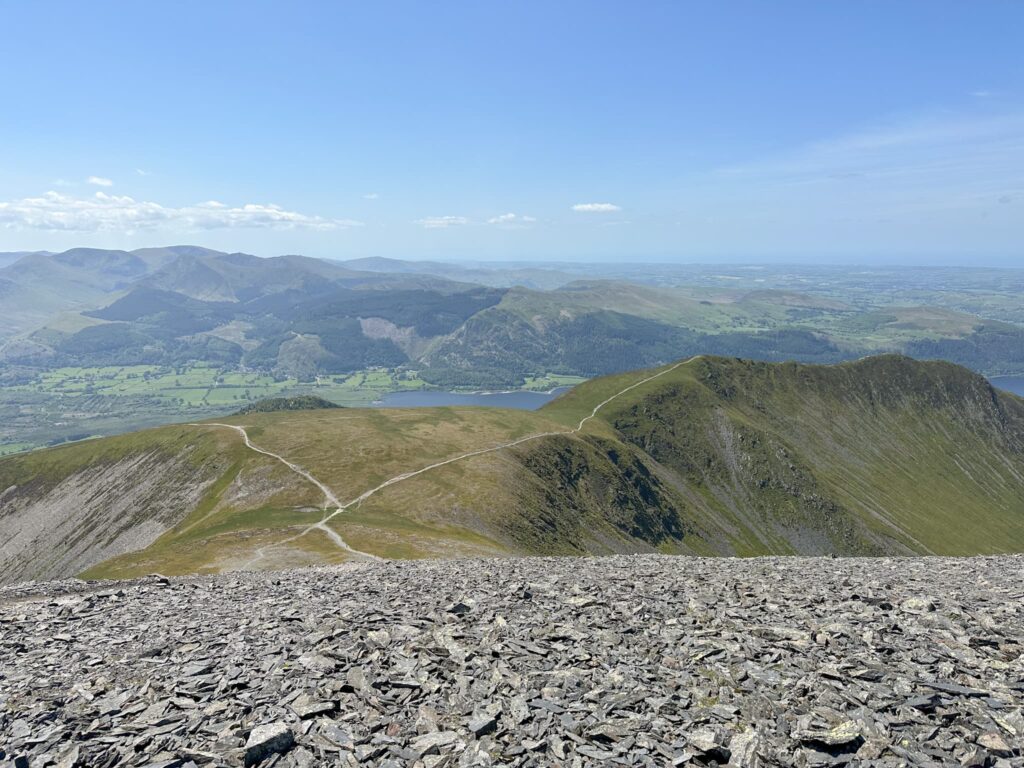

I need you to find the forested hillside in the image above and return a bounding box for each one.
[4,248,1024,454]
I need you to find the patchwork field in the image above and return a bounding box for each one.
[0,365,587,454]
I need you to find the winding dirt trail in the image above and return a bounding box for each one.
[191,423,381,564]
[197,357,696,568]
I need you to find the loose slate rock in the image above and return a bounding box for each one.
[244,723,294,766]
[0,555,1023,767]
[412,730,462,757]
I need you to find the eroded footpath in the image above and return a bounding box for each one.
[1,555,1023,767]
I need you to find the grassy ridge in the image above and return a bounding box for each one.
[575,355,1024,555]
[3,355,1023,583]
[80,406,561,578]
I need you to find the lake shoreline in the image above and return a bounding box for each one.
[368,386,573,411]
[990,376,1024,397]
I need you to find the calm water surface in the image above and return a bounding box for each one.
[368,377,1024,410]
[373,387,571,410]
[991,376,1024,397]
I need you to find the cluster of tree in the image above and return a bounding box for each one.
[285,286,506,337]
[423,309,849,386]
[904,325,1024,376]
[245,320,407,376]
[49,323,243,368]
[10,281,1023,384]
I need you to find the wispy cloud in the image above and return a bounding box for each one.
[487,212,536,227]
[572,202,621,212]
[706,111,1024,215]
[417,215,470,229]
[363,192,380,200]
[0,191,361,232]
[135,168,150,176]
[86,176,113,187]
[650,108,1024,256]
[716,113,1024,181]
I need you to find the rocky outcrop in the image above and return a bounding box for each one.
[0,448,224,584]
[1,555,1021,766]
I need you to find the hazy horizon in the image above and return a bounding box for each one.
[5,244,1024,271]
[2,2,1023,266]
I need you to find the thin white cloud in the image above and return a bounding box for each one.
[716,113,1024,181]
[0,191,361,232]
[487,212,536,226]
[136,168,150,176]
[703,112,1024,220]
[363,192,380,200]
[86,176,113,187]
[417,215,470,229]
[572,202,621,212]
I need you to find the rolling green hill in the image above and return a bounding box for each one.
[6,249,1024,458]
[1,355,1022,584]
[9,249,1024,385]
[0,248,177,341]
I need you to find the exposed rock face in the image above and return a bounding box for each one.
[358,316,431,359]
[1,555,1022,767]
[0,448,225,584]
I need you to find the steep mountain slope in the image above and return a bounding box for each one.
[0,248,178,340]
[6,248,1023,389]
[1,355,1022,584]
[141,251,363,302]
[421,286,847,387]
[422,281,1024,385]
[0,427,243,583]
[546,355,1024,556]
[0,251,46,268]
[1,249,507,375]
[143,251,475,302]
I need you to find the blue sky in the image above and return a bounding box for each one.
[1,1,1022,265]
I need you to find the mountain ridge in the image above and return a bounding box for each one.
[1,354,1021,584]
[4,246,1024,457]
[5,247,1024,381]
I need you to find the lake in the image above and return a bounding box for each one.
[991,376,1024,397]
[373,387,571,410]
[372,376,1024,410]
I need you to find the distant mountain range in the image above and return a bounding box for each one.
[0,251,50,269]
[2,355,1022,583]
[3,246,1023,386]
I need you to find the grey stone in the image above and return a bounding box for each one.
[244,723,294,766]
[1,555,1023,767]
[468,714,498,737]
[792,720,862,747]
[289,693,334,719]
[412,730,462,757]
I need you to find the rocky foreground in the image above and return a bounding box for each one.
[1,557,1022,768]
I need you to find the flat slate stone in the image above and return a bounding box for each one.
[244,722,294,766]
[0,555,1022,766]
